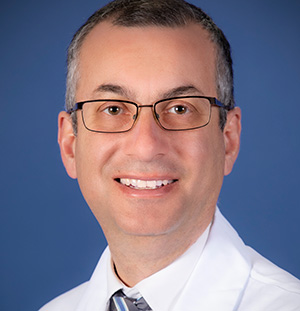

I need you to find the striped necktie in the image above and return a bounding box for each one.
[109,290,152,311]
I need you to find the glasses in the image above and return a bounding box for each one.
[67,96,230,133]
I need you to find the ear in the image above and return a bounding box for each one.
[223,107,242,176]
[58,111,77,179]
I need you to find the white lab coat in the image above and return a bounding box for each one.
[40,209,300,310]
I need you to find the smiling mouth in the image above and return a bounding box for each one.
[115,178,177,190]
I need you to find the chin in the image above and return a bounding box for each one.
[117,216,181,238]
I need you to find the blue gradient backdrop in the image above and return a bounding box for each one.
[1,0,299,310]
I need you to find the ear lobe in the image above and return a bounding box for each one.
[58,111,77,179]
[223,107,242,176]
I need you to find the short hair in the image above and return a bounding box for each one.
[66,0,234,133]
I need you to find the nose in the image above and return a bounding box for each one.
[123,106,169,162]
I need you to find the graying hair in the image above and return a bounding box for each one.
[66,0,234,133]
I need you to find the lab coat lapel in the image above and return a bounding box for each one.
[173,209,252,311]
[75,247,110,311]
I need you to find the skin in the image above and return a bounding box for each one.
[58,22,241,286]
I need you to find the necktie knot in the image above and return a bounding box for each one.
[109,290,152,311]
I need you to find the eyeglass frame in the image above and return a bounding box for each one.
[67,95,231,133]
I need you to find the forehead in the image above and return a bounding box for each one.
[76,22,217,101]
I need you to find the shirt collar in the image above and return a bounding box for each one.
[106,223,211,311]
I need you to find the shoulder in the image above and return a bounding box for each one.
[240,246,300,310]
[39,282,88,311]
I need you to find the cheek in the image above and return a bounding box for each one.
[181,129,224,164]
[179,129,225,190]
[73,135,120,231]
[74,133,119,200]
[75,131,118,168]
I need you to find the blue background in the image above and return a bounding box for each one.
[1,0,299,310]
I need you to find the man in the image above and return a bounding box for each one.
[40,0,300,310]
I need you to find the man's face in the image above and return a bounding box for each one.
[59,22,240,242]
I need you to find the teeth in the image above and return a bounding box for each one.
[119,178,174,189]
[147,180,156,189]
[123,178,130,186]
[137,180,146,188]
[156,180,163,187]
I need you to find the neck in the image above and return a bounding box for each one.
[108,221,210,287]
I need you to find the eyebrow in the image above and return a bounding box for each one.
[161,85,204,99]
[93,84,131,97]
[93,84,204,100]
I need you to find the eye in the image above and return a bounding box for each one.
[168,104,189,115]
[103,105,123,115]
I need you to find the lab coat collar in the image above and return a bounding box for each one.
[173,208,252,310]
